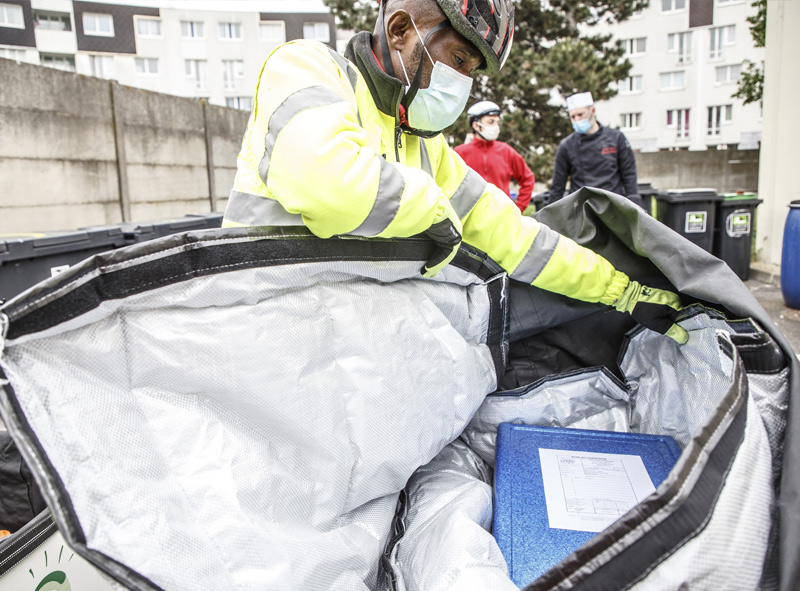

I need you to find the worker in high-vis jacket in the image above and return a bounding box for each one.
[223,0,688,344]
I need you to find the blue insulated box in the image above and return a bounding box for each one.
[493,424,682,588]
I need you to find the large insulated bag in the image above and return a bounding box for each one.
[0,188,797,591]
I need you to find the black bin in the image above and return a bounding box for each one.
[0,227,127,302]
[124,213,224,244]
[653,189,722,253]
[713,192,762,280]
[637,183,659,216]
[81,213,225,247]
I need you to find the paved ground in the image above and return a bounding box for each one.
[744,277,800,359]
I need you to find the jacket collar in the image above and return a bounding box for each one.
[345,32,404,121]
[578,122,605,141]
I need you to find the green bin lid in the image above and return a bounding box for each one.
[721,192,758,200]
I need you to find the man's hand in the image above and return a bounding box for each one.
[614,280,688,344]
[421,210,463,278]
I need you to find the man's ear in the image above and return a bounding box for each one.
[386,10,413,52]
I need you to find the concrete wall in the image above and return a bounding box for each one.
[0,57,248,234]
[635,148,759,193]
[755,0,800,268]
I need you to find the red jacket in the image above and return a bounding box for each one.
[453,136,535,212]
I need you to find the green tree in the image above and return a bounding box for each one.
[323,0,646,189]
[733,0,766,106]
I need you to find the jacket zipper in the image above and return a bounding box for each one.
[394,127,402,161]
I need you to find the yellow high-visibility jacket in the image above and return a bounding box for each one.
[223,34,628,304]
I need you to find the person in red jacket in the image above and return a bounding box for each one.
[454,100,535,213]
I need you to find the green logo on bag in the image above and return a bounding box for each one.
[30,546,73,591]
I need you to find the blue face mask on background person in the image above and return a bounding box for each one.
[572,117,593,134]
[397,17,473,132]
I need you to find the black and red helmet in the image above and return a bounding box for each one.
[435,0,514,73]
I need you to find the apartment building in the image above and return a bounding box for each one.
[0,0,336,110]
[587,0,764,151]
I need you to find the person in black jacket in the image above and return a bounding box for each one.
[544,92,641,206]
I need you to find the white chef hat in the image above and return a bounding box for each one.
[565,92,594,110]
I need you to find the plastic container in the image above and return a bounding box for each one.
[0,227,126,302]
[713,193,763,280]
[493,423,681,588]
[637,183,659,216]
[0,511,114,589]
[781,200,800,309]
[653,189,722,253]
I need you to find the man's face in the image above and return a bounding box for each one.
[402,23,483,88]
[474,114,499,132]
[569,106,595,124]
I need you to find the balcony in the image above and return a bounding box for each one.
[34,27,77,55]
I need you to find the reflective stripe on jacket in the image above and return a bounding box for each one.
[223,39,626,305]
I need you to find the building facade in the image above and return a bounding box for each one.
[0,0,336,110]
[587,0,764,151]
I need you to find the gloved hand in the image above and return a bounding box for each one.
[614,280,689,344]
[421,209,463,278]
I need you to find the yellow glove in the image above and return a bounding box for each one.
[421,208,463,278]
[614,280,689,344]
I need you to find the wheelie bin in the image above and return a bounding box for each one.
[713,192,763,280]
[652,188,722,253]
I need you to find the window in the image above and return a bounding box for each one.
[88,54,114,79]
[715,63,741,84]
[667,108,690,139]
[707,105,733,135]
[661,0,686,11]
[34,11,71,31]
[185,59,207,90]
[219,22,242,40]
[222,59,245,90]
[134,57,159,75]
[226,96,252,111]
[260,20,285,43]
[0,3,23,28]
[619,75,643,93]
[40,53,75,72]
[303,22,330,43]
[659,70,685,90]
[136,18,161,37]
[83,13,114,37]
[624,37,647,56]
[709,25,735,59]
[181,21,204,38]
[0,46,26,60]
[620,113,642,129]
[667,31,692,63]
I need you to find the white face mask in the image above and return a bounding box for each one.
[478,123,500,141]
[396,17,473,133]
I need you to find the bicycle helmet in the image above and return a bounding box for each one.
[435,0,514,73]
[467,100,501,124]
